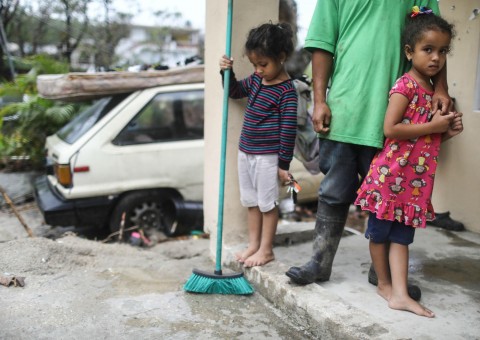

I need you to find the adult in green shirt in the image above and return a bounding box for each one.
[286,1,451,295]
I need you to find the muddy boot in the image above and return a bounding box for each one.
[368,264,422,301]
[286,201,349,285]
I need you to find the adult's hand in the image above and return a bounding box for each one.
[312,102,331,134]
[431,65,452,115]
[310,49,333,134]
[432,90,453,116]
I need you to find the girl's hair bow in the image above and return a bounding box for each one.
[411,6,433,17]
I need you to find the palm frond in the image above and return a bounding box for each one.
[44,104,76,124]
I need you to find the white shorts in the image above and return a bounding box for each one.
[237,151,279,212]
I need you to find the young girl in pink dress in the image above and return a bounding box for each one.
[355,7,463,318]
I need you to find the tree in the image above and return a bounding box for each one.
[0,0,19,80]
[6,0,132,70]
[5,0,91,67]
[6,1,54,59]
[53,0,91,65]
[85,0,131,69]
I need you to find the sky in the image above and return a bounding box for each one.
[111,0,316,45]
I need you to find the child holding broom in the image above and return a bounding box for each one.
[219,22,298,267]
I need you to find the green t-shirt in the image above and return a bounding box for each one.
[305,0,440,148]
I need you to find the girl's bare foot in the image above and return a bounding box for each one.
[389,295,435,318]
[243,250,275,267]
[376,282,392,302]
[235,246,258,263]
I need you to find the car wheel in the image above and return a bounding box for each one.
[109,191,181,238]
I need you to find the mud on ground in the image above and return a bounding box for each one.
[0,203,310,339]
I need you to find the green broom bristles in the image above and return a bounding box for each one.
[184,269,254,295]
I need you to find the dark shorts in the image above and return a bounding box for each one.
[365,212,416,245]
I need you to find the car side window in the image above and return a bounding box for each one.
[113,90,204,145]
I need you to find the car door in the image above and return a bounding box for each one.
[69,85,205,201]
[109,87,205,201]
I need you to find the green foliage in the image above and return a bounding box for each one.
[0,96,80,170]
[0,56,79,171]
[1,55,69,96]
[25,55,70,75]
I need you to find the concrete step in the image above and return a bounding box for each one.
[224,222,480,339]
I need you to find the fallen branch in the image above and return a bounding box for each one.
[0,186,34,238]
[118,212,126,242]
[101,226,139,243]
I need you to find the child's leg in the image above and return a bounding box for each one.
[235,206,262,262]
[388,243,435,318]
[369,241,392,301]
[366,213,393,300]
[243,206,278,267]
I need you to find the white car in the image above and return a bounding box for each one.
[34,67,322,236]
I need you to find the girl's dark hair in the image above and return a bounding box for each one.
[402,11,455,49]
[244,22,295,61]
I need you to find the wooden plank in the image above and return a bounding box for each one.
[37,65,204,101]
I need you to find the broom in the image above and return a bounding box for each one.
[184,0,253,295]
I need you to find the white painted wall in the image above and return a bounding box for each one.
[204,0,280,258]
[432,0,480,232]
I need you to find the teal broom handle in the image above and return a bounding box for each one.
[215,0,233,275]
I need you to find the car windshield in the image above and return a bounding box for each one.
[56,93,130,144]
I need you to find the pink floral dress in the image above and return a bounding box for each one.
[355,73,441,228]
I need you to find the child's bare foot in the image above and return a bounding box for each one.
[243,250,275,267]
[376,282,392,301]
[235,246,258,263]
[389,295,435,318]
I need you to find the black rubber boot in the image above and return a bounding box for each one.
[286,201,349,285]
[428,211,465,231]
[368,264,422,301]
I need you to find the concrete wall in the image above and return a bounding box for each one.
[432,1,480,233]
[204,0,279,257]
[203,0,480,262]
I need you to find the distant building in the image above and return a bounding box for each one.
[112,24,202,69]
[71,24,203,71]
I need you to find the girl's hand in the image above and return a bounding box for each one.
[443,112,464,140]
[312,102,331,134]
[278,169,291,185]
[430,110,455,134]
[219,55,233,71]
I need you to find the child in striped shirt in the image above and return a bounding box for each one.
[219,22,298,267]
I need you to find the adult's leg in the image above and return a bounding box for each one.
[286,201,349,283]
[286,141,376,284]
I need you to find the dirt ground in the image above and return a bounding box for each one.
[0,202,312,339]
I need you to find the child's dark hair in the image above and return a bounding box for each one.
[402,10,455,49]
[245,22,295,61]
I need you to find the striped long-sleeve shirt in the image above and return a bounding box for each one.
[226,72,298,170]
